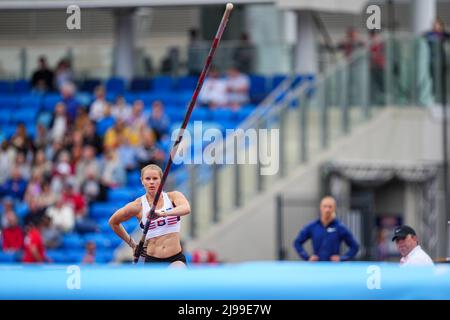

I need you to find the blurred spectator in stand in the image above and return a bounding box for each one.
[60,82,79,123]
[10,122,33,155]
[104,118,139,150]
[71,144,83,172]
[82,241,96,264]
[160,47,180,76]
[54,58,75,91]
[24,171,43,206]
[82,120,103,154]
[147,100,171,141]
[74,107,91,132]
[62,180,86,218]
[187,28,207,77]
[190,248,219,265]
[1,197,17,227]
[232,32,256,75]
[33,123,50,151]
[424,17,450,104]
[23,197,46,227]
[135,127,166,169]
[46,195,75,234]
[80,168,100,204]
[337,27,365,106]
[31,56,54,92]
[68,130,84,152]
[1,208,24,252]
[76,145,100,188]
[36,180,57,210]
[99,148,126,200]
[127,100,148,130]
[337,27,365,59]
[369,30,385,106]
[226,66,250,111]
[49,102,68,143]
[198,67,227,109]
[0,140,14,185]
[117,135,138,172]
[22,214,52,263]
[46,140,64,164]
[111,95,132,122]
[14,151,31,181]
[50,151,73,195]
[89,85,109,123]
[1,167,27,200]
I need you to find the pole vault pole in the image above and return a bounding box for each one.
[133,3,234,263]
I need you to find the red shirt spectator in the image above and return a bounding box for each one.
[2,226,24,251]
[1,202,24,251]
[62,182,87,217]
[23,227,46,263]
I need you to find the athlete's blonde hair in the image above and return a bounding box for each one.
[140,164,163,178]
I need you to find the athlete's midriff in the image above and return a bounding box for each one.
[145,232,181,258]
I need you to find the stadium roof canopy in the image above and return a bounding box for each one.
[0,0,369,14]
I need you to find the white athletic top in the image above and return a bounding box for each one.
[400,245,434,267]
[140,192,180,240]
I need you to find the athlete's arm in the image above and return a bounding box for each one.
[109,199,141,249]
[155,191,191,218]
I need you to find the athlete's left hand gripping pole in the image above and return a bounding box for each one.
[133,3,234,264]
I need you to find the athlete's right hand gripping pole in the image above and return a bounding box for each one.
[133,3,234,264]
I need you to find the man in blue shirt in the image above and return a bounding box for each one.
[293,196,359,262]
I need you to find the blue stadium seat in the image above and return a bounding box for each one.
[271,74,288,90]
[0,96,18,109]
[234,105,255,122]
[249,74,268,104]
[62,233,84,250]
[123,93,140,104]
[12,80,30,93]
[0,81,11,93]
[90,202,121,220]
[14,201,29,219]
[130,78,151,92]
[68,249,86,263]
[164,105,186,122]
[3,125,17,139]
[75,92,93,107]
[152,76,174,92]
[46,249,72,263]
[139,92,160,106]
[95,249,115,263]
[0,113,11,125]
[174,91,192,106]
[122,220,137,234]
[127,170,141,187]
[18,94,42,109]
[175,75,197,91]
[106,77,126,94]
[0,251,16,263]
[210,108,235,122]
[99,219,113,233]
[190,108,211,122]
[96,117,115,137]
[83,233,113,249]
[80,79,102,93]
[10,108,39,124]
[42,93,62,111]
[108,187,136,202]
[36,110,53,128]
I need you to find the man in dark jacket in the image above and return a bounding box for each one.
[293,196,359,262]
